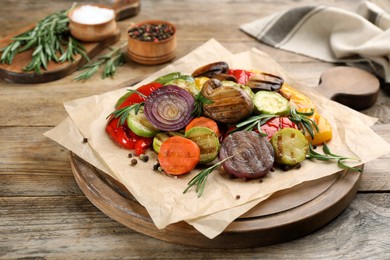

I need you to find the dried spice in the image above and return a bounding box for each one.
[128,23,175,42]
[130,158,138,165]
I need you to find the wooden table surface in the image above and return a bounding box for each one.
[1,0,389,258]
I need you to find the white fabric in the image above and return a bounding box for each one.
[240,0,390,90]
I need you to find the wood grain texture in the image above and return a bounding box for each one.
[69,152,362,248]
[316,66,380,110]
[1,194,389,259]
[0,28,121,84]
[1,0,390,258]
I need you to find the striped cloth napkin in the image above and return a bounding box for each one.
[240,0,390,93]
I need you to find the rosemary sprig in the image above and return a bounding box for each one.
[106,89,147,126]
[231,114,277,135]
[289,108,319,139]
[307,143,362,172]
[183,156,233,198]
[74,44,126,81]
[192,92,213,117]
[59,36,89,63]
[0,5,89,74]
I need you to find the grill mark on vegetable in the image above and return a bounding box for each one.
[220,131,274,179]
[277,135,284,160]
[185,127,220,164]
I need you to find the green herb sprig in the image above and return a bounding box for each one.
[307,143,362,172]
[106,89,146,126]
[0,5,89,74]
[192,92,213,117]
[74,44,126,81]
[289,108,319,139]
[183,156,233,198]
[232,114,277,135]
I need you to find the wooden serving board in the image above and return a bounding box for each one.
[315,66,380,110]
[70,152,362,248]
[0,26,120,84]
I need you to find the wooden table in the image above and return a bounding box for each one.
[1,0,389,258]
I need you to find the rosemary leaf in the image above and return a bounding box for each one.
[74,44,125,81]
[0,5,89,73]
[307,143,361,172]
[107,102,144,126]
[73,65,99,81]
[125,89,147,99]
[231,114,276,134]
[289,108,318,139]
[183,156,233,198]
[191,92,213,117]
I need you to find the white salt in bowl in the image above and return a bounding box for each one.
[68,4,118,42]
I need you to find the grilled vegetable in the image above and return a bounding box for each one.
[154,72,191,85]
[219,131,274,179]
[228,69,255,85]
[279,83,315,112]
[201,79,253,124]
[185,116,220,136]
[158,136,200,175]
[127,107,160,138]
[164,78,199,96]
[247,72,284,91]
[185,127,220,164]
[253,91,290,115]
[192,61,229,78]
[271,128,309,166]
[152,131,184,153]
[305,113,332,146]
[144,85,195,131]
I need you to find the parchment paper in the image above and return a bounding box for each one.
[45,39,390,239]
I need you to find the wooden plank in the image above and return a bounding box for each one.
[1,194,389,258]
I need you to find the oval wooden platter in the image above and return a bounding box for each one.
[69,152,362,248]
[0,25,120,84]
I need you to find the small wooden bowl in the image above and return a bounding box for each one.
[127,20,177,65]
[68,4,118,42]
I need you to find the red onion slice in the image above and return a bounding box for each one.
[144,85,195,131]
[219,131,274,179]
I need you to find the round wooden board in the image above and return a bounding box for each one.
[69,152,362,248]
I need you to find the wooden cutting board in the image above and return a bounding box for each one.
[69,153,362,248]
[315,66,380,110]
[0,0,141,84]
[0,26,120,84]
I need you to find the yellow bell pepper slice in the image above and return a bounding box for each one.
[279,83,332,145]
[194,77,209,91]
[279,83,316,112]
[306,112,333,146]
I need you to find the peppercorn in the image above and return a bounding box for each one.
[140,154,149,162]
[82,137,88,143]
[128,23,174,42]
[153,161,160,171]
[130,158,138,166]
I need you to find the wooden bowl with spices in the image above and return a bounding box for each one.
[68,4,118,42]
[127,20,177,65]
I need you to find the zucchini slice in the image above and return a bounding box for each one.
[271,128,309,166]
[184,126,220,164]
[153,131,184,153]
[253,90,290,115]
[127,107,160,138]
